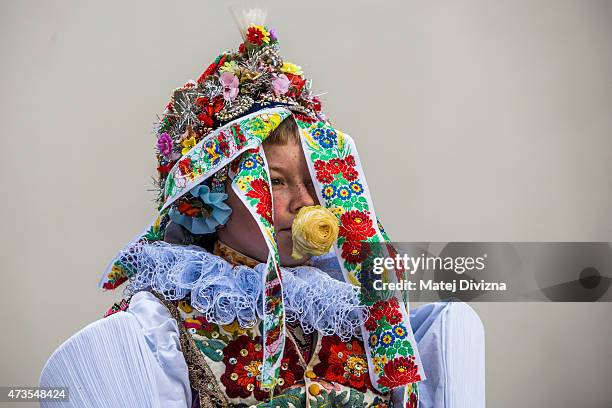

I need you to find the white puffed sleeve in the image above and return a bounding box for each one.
[39,291,192,408]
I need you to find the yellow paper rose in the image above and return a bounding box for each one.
[291,205,339,259]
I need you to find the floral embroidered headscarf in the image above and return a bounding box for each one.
[99,13,424,405]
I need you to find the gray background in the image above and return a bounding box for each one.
[1,0,611,407]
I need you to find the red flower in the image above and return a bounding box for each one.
[178,157,192,175]
[246,178,273,223]
[339,210,376,241]
[220,335,269,400]
[220,335,303,401]
[197,55,226,84]
[157,162,175,175]
[342,241,371,264]
[293,112,317,124]
[313,335,372,392]
[343,166,358,181]
[314,160,326,171]
[364,298,402,331]
[177,201,201,217]
[319,157,358,181]
[196,96,224,128]
[246,26,266,45]
[315,168,334,184]
[312,97,322,112]
[377,356,421,389]
[313,160,334,183]
[238,42,246,54]
[218,139,230,155]
[328,158,344,174]
[285,73,306,97]
[231,123,246,145]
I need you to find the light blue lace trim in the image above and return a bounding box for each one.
[120,241,367,340]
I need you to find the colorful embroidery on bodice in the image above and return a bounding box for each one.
[175,296,395,407]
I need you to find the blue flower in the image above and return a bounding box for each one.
[311,127,326,138]
[317,136,335,148]
[368,333,379,348]
[393,324,408,340]
[240,157,258,171]
[312,127,337,149]
[336,186,352,201]
[348,181,363,196]
[321,184,337,200]
[379,330,397,349]
[169,184,232,234]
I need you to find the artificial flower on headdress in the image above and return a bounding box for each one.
[280,62,303,76]
[168,184,232,234]
[246,25,270,45]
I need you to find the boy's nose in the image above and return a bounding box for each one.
[290,184,317,213]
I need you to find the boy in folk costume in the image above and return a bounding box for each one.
[40,10,485,408]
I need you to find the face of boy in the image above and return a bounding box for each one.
[217,141,319,266]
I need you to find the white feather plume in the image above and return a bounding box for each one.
[229,3,268,40]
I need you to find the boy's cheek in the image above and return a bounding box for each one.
[272,197,290,224]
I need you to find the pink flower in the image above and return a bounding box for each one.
[272,73,290,96]
[219,72,239,102]
[157,132,173,158]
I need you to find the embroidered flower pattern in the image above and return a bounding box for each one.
[312,155,359,186]
[341,240,371,264]
[229,143,286,388]
[312,127,337,148]
[183,315,215,336]
[295,117,423,395]
[313,335,372,392]
[339,210,376,241]
[364,298,402,331]
[377,356,421,389]
[245,178,273,224]
[101,263,129,290]
[220,335,302,401]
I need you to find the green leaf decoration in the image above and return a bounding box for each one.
[378,317,393,331]
[194,338,226,362]
[256,386,305,408]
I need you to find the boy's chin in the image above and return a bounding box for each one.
[278,252,311,267]
[274,231,311,266]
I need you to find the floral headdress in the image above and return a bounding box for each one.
[99,9,424,405]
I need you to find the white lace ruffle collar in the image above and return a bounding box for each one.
[119,241,367,341]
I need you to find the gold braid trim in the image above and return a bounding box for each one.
[151,292,230,408]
